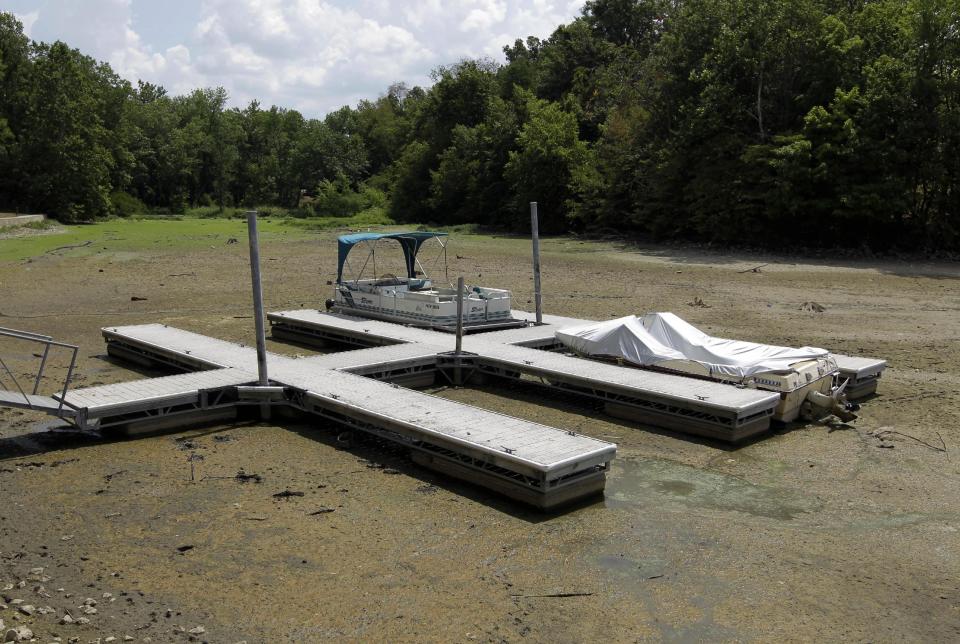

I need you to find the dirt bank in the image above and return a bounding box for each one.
[1,222,958,642]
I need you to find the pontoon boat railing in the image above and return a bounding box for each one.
[341,237,451,287]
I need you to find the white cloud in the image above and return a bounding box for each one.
[13,10,38,39]
[460,0,508,31]
[14,0,583,117]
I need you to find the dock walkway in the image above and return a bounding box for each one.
[57,367,255,430]
[265,307,886,439]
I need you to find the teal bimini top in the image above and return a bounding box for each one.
[337,231,448,284]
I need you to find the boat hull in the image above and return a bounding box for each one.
[333,281,527,331]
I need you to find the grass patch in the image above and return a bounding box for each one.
[0,209,399,262]
[0,217,312,262]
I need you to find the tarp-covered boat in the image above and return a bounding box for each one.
[557,313,855,422]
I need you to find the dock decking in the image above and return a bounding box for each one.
[831,354,887,398]
[475,310,888,396]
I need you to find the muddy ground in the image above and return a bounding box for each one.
[0,221,958,643]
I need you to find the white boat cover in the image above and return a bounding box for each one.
[556,312,830,379]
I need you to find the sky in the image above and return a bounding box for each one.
[6,0,583,118]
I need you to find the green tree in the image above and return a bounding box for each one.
[429,96,520,226]
[355,83,418,179]
[389,141,434,222]
[17,42,114,221]
[0,13,31,211]
[504,95,590,233]
[0,50,13,158]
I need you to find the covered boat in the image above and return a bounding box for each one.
[329,231,527,332]
[556,312,855,422]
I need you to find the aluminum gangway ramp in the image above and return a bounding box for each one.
[99,324,615,509]
[0,326,80,419]
[267,309,781,441]
[0,390,75,415]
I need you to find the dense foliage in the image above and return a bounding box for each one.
[1,1,959,250]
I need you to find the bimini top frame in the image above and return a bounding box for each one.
[337,231,448,285]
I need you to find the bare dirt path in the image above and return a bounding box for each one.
[1,222,958,642]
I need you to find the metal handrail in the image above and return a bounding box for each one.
[0,327,79,414]
[0,354,29,403]
[0,326,53,341]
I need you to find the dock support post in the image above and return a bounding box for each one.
[454,276,464,384]
[246,210,271,419]
[530,202,543,325]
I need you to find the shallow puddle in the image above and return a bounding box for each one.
[606,456,818,520]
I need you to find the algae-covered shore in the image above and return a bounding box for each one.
[1,220,958,642]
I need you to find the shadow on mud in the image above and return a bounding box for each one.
[0,408,601,522]
[429,377,829,451]
[282,417,603,524]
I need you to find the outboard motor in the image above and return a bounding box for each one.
[803,379,858,422]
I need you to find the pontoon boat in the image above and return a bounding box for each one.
[328,231,528,332]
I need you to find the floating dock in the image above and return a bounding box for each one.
[1,305,886,508]
[269,309,782,442]
[75,324,615,509]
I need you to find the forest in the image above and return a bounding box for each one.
[1,1,959,251]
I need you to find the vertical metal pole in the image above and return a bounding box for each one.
[246,211,271,419]
[530,202,543,325]
[454,276,464,385]
[33,342,50,395]
[57,347,77,415]
[455,276,464,354]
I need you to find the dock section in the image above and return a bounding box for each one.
[57,368,254,433]
[832,354,887,399]
[463,339,779,441]
[503,311,889,400]
[95,324,615,509]
[269,310,444,347]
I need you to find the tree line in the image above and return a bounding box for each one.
[1,1,959,250]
